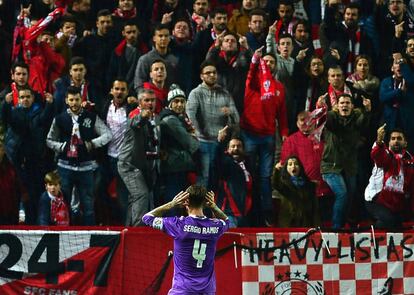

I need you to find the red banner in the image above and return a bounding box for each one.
[0,230,123,295]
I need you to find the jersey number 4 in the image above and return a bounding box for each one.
[192,239,207,268]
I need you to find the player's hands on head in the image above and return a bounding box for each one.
[205,191,216,208]
[172,191,189,207]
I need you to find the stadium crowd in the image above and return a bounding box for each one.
[0,0,413,229]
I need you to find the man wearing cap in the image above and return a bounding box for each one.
[117,88,161,226]
[160,84,199,206]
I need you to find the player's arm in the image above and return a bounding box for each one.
[205,191,228,221]
[146,191,189,217]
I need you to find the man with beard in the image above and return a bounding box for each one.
[366,125,414,229]
[216,137,253,227]
[322,2,374,76]
[319,93,371,229]
[186,61,239,191]
[191,0,210,33]
[291,19,314,64]
[107,21,148,90]
[47,86,112,225]
[246,9,267,51]
[192,7,228,87]
[206,31,252,113]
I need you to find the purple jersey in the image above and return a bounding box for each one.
[142,214,229,294]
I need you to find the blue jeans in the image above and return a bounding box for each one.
[58,167,95,225]
[197,141,220,190]
[241,130,275,214]
[322,173,356,229]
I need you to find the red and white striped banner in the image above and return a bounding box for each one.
[241,231,414,295]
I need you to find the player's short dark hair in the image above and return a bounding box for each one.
[186,185,207,208]
[66,86,82,98]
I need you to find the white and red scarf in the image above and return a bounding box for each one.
[343,21,361,77]
[327,83,352,107]
[50,192,70,226]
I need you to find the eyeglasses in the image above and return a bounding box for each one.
[202,71,217,75]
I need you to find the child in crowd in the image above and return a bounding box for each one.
[272,155,320,227]
[38,170,70,226]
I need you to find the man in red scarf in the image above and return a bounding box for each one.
[366,125,414,229]
[240,46,288,226]
[322,2,374,77]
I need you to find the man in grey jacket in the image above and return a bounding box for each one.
[186,60,239,190]
[117,88,161,226]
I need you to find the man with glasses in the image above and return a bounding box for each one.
[186,61,239,191]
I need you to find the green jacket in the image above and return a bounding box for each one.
[321,109,370,176]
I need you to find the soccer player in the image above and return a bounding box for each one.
[142,185,229,294]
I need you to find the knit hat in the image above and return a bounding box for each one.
[167,84,186,104]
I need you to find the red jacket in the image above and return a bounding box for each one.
[240,59,289,137]
[371,143,414,214]
[280,131,332,197]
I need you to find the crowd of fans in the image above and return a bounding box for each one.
[0,0,413,230]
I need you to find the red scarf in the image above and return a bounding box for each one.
[218,50,238,67]
[343,22,361,77]
[50,193,70,226]
[113,7,137,19]
[327,83,351,107]
[259,58,277,100]
[221,160,252,217]
[11,82,19,107]
[311,24,323,57]
[274,19,296,43]
[192,13,210,32]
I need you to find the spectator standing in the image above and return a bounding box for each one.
[366,125,414,229]
[186,61,239,190]
[160,84,199,206]
[117,88,161,226]
[47,86,112,225]
[240,48,288,226]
